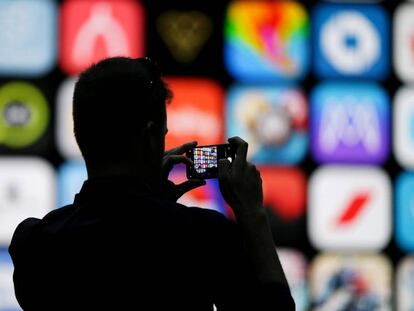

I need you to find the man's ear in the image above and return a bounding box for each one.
[146,121,156,133]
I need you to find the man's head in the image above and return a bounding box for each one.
[73,57,172,178]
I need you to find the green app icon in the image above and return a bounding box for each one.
[0,82,49,148]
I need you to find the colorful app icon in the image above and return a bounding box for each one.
[0,250,20,311]
[0,82,50,149]
[57,161,87,207]
[168,164,227,216]
[165,78,224,150]
[224,1,309,81]
[311,83,389,164]
[397,256,414,311]
[0,157,55,247]
[60,0,144,75]
[394,4,414,82]
[277,248,308,311]
[56,78,82,160]
[0,0,56,76]
[157,10,212,64]
[227,86,308,165]
[259,166,306,245]
[309,166,391,251]
[395,172,414,252]
[310,254,392,311]
[313,4,389,79]
[394,87,414,169]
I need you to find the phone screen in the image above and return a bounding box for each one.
[186,144,235,179]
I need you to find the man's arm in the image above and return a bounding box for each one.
[217,136,295,310]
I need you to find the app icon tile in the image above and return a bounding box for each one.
[311,83,389,164]
[395,172,414,252]
[309,166,391,251]
[394,87,414,169]
[165,78,224,150]
[57,161,87,207]
[60,0,144,75]
[0,250,20,311]
[224,1,309,81]
[56,78,82,160]
[0,0,57,76]
[0,157,55,246]
[0,82,50,149]
[310,254,392,311]
[394,4,414,82]
[313,4,389,79]
[227,86,308,165]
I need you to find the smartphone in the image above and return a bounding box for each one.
[186,144,236,179]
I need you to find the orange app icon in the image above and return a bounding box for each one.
[59,0,144,75]
[165,78,224,150]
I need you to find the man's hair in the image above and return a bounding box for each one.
[73,57,172,165]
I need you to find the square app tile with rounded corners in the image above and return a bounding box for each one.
[56,77,82,160]
[395,172,414,252]
[394,4,414,83]
[57,161,87,208]
[309,253,392,311]
[310,82,390,164]
[308,166,391,251]
[394,87,414,169]
[0,157,55,247]
[0,250,20,310]
[59,0,144,75]
[397,256,414,311]
[276,248,308,311]
[313,3,389,79]
[0,0,57,76]
[227,86,308,165]
[224,1,309,82]
[165,78,224,150]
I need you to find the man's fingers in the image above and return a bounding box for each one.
[228,136,248,170]
[165,141,197,156]
[175,179,206,199]
[218,158,231,182]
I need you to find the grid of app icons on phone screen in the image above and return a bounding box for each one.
[1,0,414,309]
[193,146,217,174]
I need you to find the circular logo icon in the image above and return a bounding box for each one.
[0,82,49,148]
[321,11,380,74]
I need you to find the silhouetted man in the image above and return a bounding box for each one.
[9,57,295,310]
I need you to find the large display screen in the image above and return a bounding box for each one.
[0,0,412,310]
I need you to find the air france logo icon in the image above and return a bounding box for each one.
[313,4,389,79]
[60,0,144,75]
[309,166,391,251]
[311,83,389,164]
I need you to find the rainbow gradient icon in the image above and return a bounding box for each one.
[224,1,309,82]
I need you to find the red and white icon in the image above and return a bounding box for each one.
[165,78,224,150]
[309,166,391,251]
[60,0,144,75]
[0,157,55,246]
[394,4,414,82]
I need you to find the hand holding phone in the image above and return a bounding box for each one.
[186,144,236,179]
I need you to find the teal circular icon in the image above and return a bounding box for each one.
[0,82,49,148]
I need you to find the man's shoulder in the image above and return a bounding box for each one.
[9,205,76,255]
